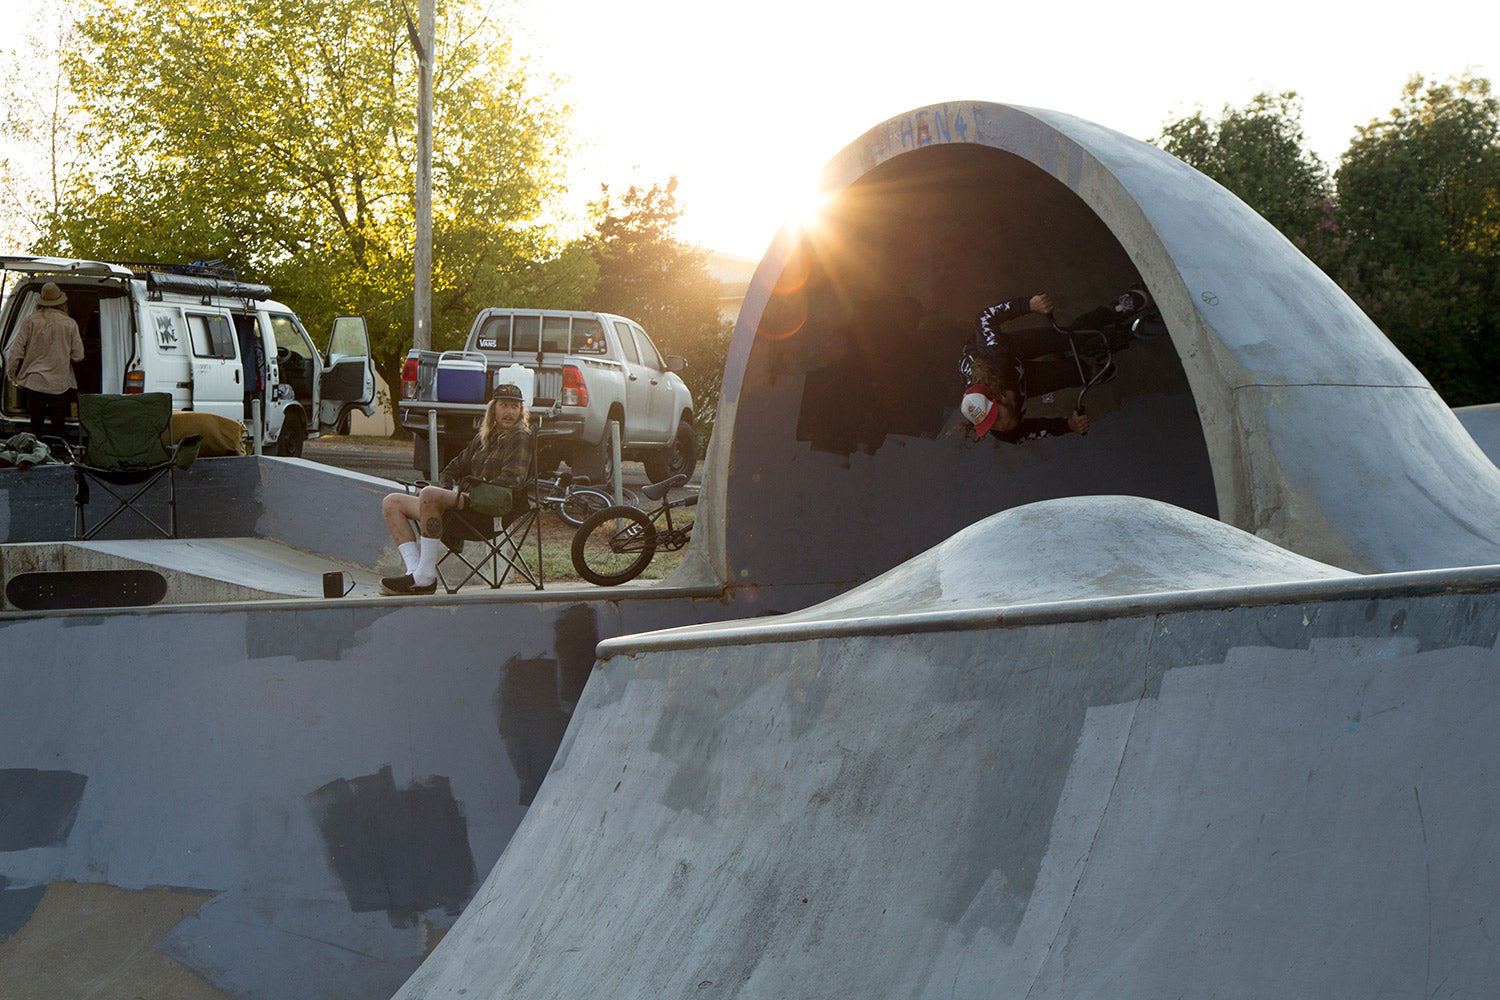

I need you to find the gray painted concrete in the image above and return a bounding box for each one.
[396,503,1500,999]
[0,587,736,999]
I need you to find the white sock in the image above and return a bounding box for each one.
[413,536,442,585]
[398,541,420,574]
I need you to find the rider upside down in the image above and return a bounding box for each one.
[958,288,1151,443]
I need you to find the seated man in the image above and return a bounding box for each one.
[380,382,531,595]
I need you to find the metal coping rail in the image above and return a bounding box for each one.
[596,563,1500,659]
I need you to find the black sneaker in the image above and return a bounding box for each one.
[381,573,437,596]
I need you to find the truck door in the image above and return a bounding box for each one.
[626,322,674,444]
[611,320,658,445]
[185,310,243,421]
[318,315,375,432]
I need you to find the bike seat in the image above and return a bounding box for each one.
[640,474,688,500]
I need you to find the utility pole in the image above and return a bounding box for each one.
[410,0,434,351]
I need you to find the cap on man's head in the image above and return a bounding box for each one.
[492,381,525,402]
[37,282,67,308]
[961,384,999,438]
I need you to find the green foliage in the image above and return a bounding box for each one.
[1156,79,1500,405]
[1333,73,1500,404]
[587,178,730,448]
[1154,91,1333,245]
[32,0,575,419]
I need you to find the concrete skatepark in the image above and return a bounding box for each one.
[5,100,1500,998]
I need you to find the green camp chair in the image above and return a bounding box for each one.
[57,393,202,539]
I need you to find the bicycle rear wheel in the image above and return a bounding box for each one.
[558,487,614,526]
[571,505,656,585]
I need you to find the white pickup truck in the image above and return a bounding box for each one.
[398,308,695,483]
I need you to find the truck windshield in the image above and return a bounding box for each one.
[542,315,569,352]
[513,315,540,353]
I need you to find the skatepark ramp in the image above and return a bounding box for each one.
[8,98,1500,999]
[395,498,1500,999]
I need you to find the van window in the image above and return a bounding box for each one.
[573,317,606,355]
[512,315,540,353]
[541,315,570,353]
[188,314,237,360]
[476,314,510,351]
[612,321,640,364]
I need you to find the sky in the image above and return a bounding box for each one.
[1,0,1495,261]
[509,0,1500,259]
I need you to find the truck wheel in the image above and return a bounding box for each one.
[643,419,696,483]
[275,411,306,458]
[571,425,615,486]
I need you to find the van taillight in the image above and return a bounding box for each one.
[561,365,588,407]
[400,357,419,399]
[124,371,145,394]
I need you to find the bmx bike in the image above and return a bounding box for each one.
[570,473,698,586]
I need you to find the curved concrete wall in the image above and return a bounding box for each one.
[690,102,1500,592]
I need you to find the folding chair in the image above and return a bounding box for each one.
[55,393,201,540]
[423,397,552,593]
[434,478,543,593]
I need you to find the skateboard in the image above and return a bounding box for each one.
[5,569,169,611]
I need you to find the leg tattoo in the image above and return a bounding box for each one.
[423,516,443,538]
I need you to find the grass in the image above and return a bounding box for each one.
[495,507,693,585]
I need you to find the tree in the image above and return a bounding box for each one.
[0,1,90,248]
[588,178,730,447]
[32,0,577,421]
[1154,91,1333,248]
[1333,73,1500,404]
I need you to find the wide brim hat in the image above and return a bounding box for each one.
[37,282,67,308]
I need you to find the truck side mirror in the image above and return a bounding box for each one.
[666,355,687,373]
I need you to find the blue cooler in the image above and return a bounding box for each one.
[436,351,487,403]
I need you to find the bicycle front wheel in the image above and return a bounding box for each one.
[571,505,657,586]
[558,487,614,526]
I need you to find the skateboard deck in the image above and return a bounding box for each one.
[5,569,169,611]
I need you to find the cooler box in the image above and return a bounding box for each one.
[492,364,535,405]
[436,351,487,402]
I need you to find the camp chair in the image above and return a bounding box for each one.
[428,400,551,593]
[434,477,543,592]
[55,393,202,540]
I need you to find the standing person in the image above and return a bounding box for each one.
[4,282,84,440]
[958,292,1090,442]
[378,382,532,595]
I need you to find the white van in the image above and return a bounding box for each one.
[0,257,375,455]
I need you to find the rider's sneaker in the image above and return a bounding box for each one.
[1113,286,1151,317]
[381,573,437,596]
